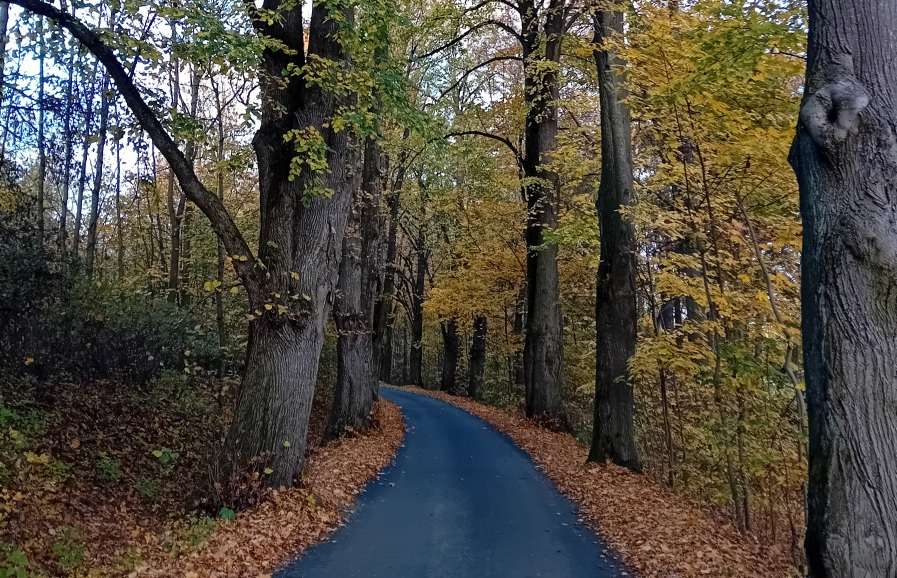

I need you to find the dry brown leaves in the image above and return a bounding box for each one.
[407,387,792,578]
[139,400,405,577]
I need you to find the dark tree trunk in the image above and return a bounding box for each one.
[57,26,75,255]
[409,223,427,387]
[519,0,568,427]
[588,7,641,471]
[468,315,487,400]
[73,62,97,260]
[35,16,46,242]
[85,73,111,279]
[440,318,459,393]
[791,1,897,575]
[330,136,381,436]
[373,154,406,382]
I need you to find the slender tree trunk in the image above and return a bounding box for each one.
[588,6,641,471]
[85,73,111,279]
[0,3,9,98]
[409,233,427,387]
[35,16,46,243]
[440,318,459,393]
[57,42,75,255]
[73,62,98,260]
[791,1,897,575]
[468,315,487,399]
[212,80,227,377]
[330,136,381,436]
[520,0,568,427]
[115,130,123,280]
[373,152,407,382]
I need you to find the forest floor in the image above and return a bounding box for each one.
[0,377,404,577]
[407,386,795,578]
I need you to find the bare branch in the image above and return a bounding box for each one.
[417,20,522,60]
[444,130,523,166]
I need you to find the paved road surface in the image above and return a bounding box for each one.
[277,387,625,578]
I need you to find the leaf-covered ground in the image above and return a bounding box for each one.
[0,378,404,576]
[408,387,793,578]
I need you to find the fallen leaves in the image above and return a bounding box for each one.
[407,387,793,578]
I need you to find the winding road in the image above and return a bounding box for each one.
[277,387,625,578]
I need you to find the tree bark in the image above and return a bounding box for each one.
[468,315,487,399]
[440,318,459,393]
[35,16,46,242]
[73,61,98,260]
[330,136,381,436]
[791,1,897,575]
[409,230,427,387]
[520,0,568,427]
[85,73,111,279]
[57,6,76,255]
[588,7,641,471]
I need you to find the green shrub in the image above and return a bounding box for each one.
[0,544,32,578]
[50,527,85,575]
[135,477,160,501]
[95,452,122,483]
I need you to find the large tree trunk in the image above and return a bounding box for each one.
[221,1,357,490]
[791,1,897,575]
[440,318,459,393]
[85,73,111,279]
[588,7,640,471]
[330,136,381,436]
[468,315,487,399]
[520,0,568,427]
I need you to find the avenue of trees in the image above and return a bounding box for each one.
[0,0,894,574]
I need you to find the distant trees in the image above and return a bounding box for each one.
[792,0,897,574]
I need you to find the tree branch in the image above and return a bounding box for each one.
[9,0,262,297]
[444,130,523,166]
[417,19,522,60]
[436,55,522,102]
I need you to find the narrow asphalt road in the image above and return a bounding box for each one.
[278,387,625,578]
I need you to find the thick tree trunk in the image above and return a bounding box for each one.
[330,136,381,436]
[588,7,641,471]
[520,0,568,427]
[85,74,111,279]
[468,315,487,399]
[791,1,897,575]
[222,1,357,490]
[440,318,459,393]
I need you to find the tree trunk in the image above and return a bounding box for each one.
[330,136,381,436]
[588,7,641,471]
[373,160,405,382]
[115,131,123,279]
[468,315,487,399]
[409,233,427,387]
[35,16,46,242]
[57,23,76,256]
[73,62,98,260]
[520,0,568,427]
[221,1,358,490]
[440,318,459,393]
[791,1,897,575]
[85,73,111,279]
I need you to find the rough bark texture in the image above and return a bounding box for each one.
[223,1,357,488]
[588,8,641,471]
[440,318,459,393]
[331,136,381,436]
[519,0,568,427]
[791,2,897,575]
[468,315,487,400]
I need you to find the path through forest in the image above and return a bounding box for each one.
[277,387,624,577]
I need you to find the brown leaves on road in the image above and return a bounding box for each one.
[407,387,792,578]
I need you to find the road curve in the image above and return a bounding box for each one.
[277,387,625,578]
